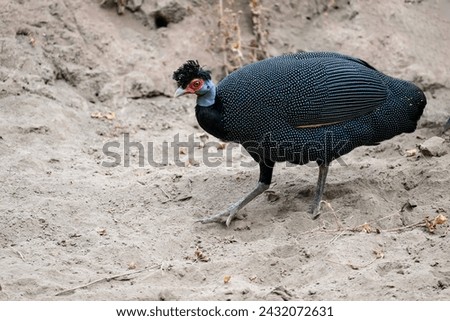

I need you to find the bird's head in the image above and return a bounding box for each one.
[172,60,213,98]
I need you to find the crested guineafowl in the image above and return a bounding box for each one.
[173,52,426,226]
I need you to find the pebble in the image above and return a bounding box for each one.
[419,136,447,157]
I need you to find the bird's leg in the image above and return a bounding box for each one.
[197,161,274,226]
[310,164,329,219]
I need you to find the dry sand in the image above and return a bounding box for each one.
[1,0,450,300]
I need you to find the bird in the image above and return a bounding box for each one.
[172,52,426,226]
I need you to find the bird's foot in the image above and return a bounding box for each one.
[196,181,269,227]
[196,205,244,227]
[309,202,321,220]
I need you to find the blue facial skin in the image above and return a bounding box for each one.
[196,79,216,107]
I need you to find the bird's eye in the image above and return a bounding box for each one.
[193,80,201,88]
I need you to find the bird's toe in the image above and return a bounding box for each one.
[225,213,238,227]
[196,207,244,226]
[195,215,225,224]
[309,204,321,220]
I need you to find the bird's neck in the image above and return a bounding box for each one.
[196,80,216,107]
[195,93,226,139]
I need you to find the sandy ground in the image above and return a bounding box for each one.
[1,0,450,300]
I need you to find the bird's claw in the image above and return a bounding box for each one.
[309,202,322,220]
[196,207,244,227]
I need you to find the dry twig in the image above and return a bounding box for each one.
[322,200,343,230]
[55,264,160,296]
[326,248,385,270]
[156,184,171,200]
[10,246,25,261]
[249,0,268,61]
[217,0,269,74]
[299,210,448,240]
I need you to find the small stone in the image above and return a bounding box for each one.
[158,290,175,301]
[408,199,418,208]
[419,136,447,157]
[126,0,143,11]
[304,249,311,258]
[265,190,280,202]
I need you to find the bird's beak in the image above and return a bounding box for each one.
[174,87,186,98]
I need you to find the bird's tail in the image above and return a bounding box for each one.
[388,78,427,133]
[408,82,427,125]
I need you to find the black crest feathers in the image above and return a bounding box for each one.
[173,60,211,88]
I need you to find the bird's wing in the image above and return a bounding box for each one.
[219,52,387,129]
[284,52,387,128]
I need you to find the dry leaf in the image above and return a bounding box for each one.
[29,36,36,47]
[426,214,448,232]
[223,275,231,284]
[405,148,417,157]
[91,111,116,121]
[433,214,448,225]
[361,223,372,233]
[194,247,209,262]
[425,217,433,232]
[105,112,116,120]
